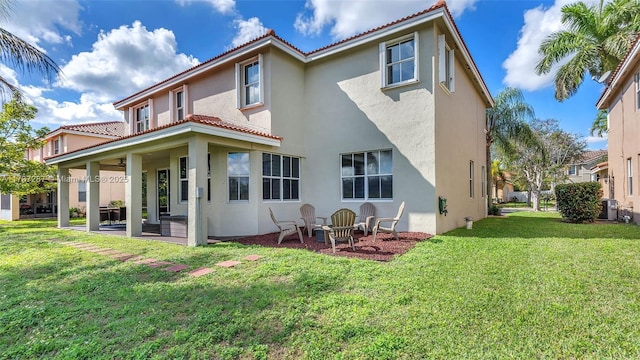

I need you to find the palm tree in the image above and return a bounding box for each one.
[590,109,608,137]
[0,0,60,96]
[536,0,640,101]
[485,87,536,209]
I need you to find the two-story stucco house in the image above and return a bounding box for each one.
[0,121,126,221]
[597,35,640,222]
[1,121,125,220]
[564,150,607,184]
[47,2,493,246]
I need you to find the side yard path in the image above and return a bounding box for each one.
[50,239,264,277]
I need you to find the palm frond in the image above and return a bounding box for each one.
[0,27,60,78]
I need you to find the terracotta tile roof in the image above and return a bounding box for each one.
[113,1,489,108]
[45,114,282,161]
[576,150,608,164]
[307,0,446,55]
[51,121,126,137]
[597,33,640,107]
[113,30,305,107]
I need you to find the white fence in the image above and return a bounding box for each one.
[504,190,553,203]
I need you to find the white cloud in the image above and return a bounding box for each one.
[176,0,236,14]
[2,0,81,51]
[586,133,608,145]
[294,0,477,40]
[503,0,601,91]
[28,93,123,129]
[57,21,200,102]
[230,17,267,48]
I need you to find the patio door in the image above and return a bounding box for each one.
[158,169,170,217]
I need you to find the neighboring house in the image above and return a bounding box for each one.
[590,161,611,200]
[46,2,494,246]
[491,172,514,203]
[596,34,640,222]
[564,150,607,184]
[0,121,126,221]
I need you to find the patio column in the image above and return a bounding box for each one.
[146,169,157,224]
[57,167,70,228]
[126,153,142,237]
[86,161,100,231]
[188,135,208,246]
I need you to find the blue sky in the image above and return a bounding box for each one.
[2,0,607,149]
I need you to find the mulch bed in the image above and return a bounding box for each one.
[232,231,432,261]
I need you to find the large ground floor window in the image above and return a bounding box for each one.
[341,149,392,200]
[262,153,300,201]
[228,152,250,201]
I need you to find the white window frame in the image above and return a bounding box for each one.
[175,89,184,121]
[469,160,475,198]
[53,138,60,155]
[262,153,301,201]
[170,85,188,122]
[78,181,86,203]
[635,72,640,110]
[134,103,150,133]
[438,34,455,93]
[179,156,188,203]
[341,149,393,201]
[236,54,264,109]
[628,157,633,196]
[228,152,250,202]
[379,32,419,89]
[568,165,578,176]
[207,153,211,203]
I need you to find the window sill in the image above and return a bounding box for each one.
[381,79,419,91]
[439,82,453,94]
[239,102,264,112]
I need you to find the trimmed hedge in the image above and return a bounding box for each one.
[555,182,603,223]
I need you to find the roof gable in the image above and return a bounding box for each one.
[113,1,493,109]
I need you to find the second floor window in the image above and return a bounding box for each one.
[135,104,150,133]
[237,55,262,108]
[380,33,418,88]
[636,72,640,110]
[438,34,455,92]
[53,139,60,155]
[175,90,184,121]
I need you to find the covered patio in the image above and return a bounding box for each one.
[47,115,282,247]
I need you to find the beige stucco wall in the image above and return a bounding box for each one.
[298,24,439,235]
[434,25,488,233]
[607,65,640,222]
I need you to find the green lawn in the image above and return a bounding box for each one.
[2,213,640,359]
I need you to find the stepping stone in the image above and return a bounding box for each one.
[86,248,110,253]
[75,244,97,248]
[188,267,215,277]
[110,253,133,260]
[147,261,173,268]
[97,249,122,255]
[122,255,146,262]
[215,260,242,268]
[163,264,189,272]
[133,258,158,265]
[244,255,264,261]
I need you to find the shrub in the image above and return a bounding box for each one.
[488,204,501,216]
[109,200,124,208]
[555,182,602,223]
